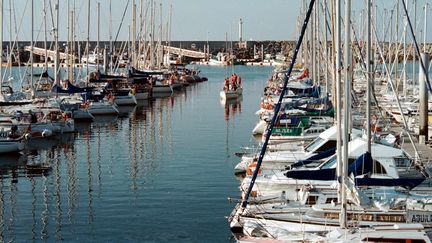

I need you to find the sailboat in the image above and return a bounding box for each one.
[228,0,432,241]
[220,74,243,100]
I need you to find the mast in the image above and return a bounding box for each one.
[43,0,47,70]
[66,0,70,81]
[54,0,60,86]
[109,0,113,73]
[8,0,11,79]
[412,0,417,86]
[86,0,90,84]
[330,0,336,108]
[403,13,407,95]
[168,4,172,63]
[71,7,75,82]
[323,1,329,96]
[132,0,136,68]
[97,2,100,71]
[366,0,372,153]
[341,0,351,229]
[138,0,143,69]
[240,0,316,209]
[335,0,342,206]
[315,2,320,88]
[310,1,316,84]
[424,3,428,53]
[150,0,155,68]
[30,0,34,96]
[158,2,162,68]
[389,9,393,62]
[395,0,400,86]
[142,0,149,68]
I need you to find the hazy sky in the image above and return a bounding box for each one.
[3,0,432,42]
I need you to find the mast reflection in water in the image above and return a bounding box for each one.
[0,66,272,242]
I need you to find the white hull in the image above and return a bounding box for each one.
[72,110,95,121]
[152,85,173,94]
[220,88,243,100]
[114,95,137,106]
[267,133,319,144]
[208,59,229,66]
[252,120,267,135]
[134,91,149,100]
[17,122,55,138]
[233,217,430,243]
[88,102,119,115]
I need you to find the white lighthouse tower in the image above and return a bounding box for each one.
[238,18,246,49]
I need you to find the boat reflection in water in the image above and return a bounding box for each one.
[221,96,243,121]
[0,65,275,241]
[0,88,186,241]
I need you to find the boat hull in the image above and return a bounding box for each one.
[88,102,119,115]
[220,88,243,100]
[114,95,137,106]
[72,110,95,122]
[0,139,24,153]
[152,85,173,94]
[134,91,149,100]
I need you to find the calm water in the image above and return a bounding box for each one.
[0,65,272,242]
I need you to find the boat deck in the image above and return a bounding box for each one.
[402,141,432,165]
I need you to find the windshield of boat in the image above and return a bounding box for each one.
[304,137,324,153]
[320,156,357,170]
[320,155,336,169]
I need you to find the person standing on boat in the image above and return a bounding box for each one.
[231,74,237,90]
[29,110,38,123]
[224,77,229,91]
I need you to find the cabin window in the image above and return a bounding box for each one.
[315,140,337,153]
[373,160,387,175]
[320,155,336,169]
[394,156,412,167]
[325,198,337,204]
[306,196,318,205]
[304,137,324,152]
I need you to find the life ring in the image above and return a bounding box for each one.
[246,162,262,176]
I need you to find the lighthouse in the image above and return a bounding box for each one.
[239,18,243,43]
[238,18,246,49]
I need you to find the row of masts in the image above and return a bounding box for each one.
[239,0,432,232]
[0,0,175,100]
[298,0,432,100]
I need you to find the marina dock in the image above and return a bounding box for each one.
[2,0,432,242]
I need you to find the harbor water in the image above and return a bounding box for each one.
[0,66,272,242]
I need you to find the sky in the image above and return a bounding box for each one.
[3,0,432,42]
[3,0,302,41]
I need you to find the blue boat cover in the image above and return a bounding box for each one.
[285,152,373,180]
[52,80,94,94]
[290,147,336,168]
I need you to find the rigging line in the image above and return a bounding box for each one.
[1,0,29,83]
[401,0,432,94]
[321,1,332,35]
[372,13,427,178]
[114,0,131,44]
[350,19,384,117]
[241,0,316,209]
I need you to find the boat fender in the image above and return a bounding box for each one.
[42,129,53,137]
